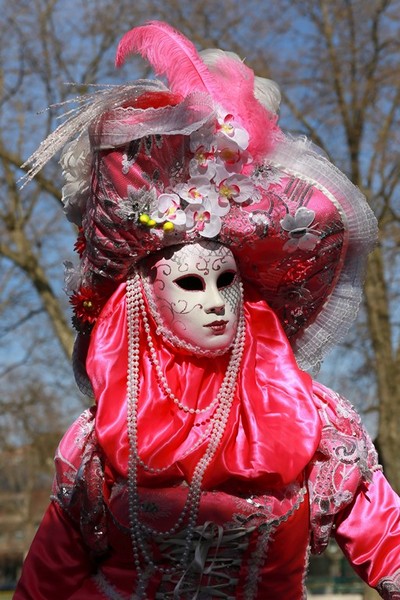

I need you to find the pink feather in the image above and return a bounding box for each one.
[208,55,279,159]
[115,21,279,159]
[115,21,221,99]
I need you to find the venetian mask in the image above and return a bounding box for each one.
[142,242,242,354]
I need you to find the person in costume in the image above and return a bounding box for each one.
[14,21,400,600]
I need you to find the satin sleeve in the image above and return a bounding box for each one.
[13,501,95,600]
[335,469,400,596]
[310,381,400,596]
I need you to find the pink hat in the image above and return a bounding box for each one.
[24,21,377,371]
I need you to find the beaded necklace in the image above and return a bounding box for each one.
[126,273,246,593]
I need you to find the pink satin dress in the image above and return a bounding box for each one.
[14,285,400,599]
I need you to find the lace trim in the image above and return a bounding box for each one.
[376,569,400,599]
[51,408,108,555]
[269,138,377,371]
[309,391,380,554]
[302,540,311,600]
[242,485,307,600]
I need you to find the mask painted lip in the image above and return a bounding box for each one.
[204,320,229,335]
[204,320,229,327]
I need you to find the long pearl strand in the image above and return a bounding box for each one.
[125,273,246,587]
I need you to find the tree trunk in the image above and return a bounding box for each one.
[20,250,75,361]
[364,246,400,493]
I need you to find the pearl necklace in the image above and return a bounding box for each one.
[126,273,246,588]
[140,275,244,416]
[136,275,244,474]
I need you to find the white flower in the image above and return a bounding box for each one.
[216,144,248,175]
[139,113,257,239]
[216,174,256,207]
[175,177,216,205]
[189,145,217,178]
[151,193,186,229]
[280,207,320,253]
[216,113,249,150]
[185,199,222,238]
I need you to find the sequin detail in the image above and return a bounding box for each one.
[51,408,108,555]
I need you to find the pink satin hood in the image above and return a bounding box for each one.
[86,282,321,491]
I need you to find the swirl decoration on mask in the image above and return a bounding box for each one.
[141,242,242,355]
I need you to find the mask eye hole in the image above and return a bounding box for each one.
[174,275,205,291]
[217,271,236,289]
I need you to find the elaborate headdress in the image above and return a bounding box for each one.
[24,21,377,371]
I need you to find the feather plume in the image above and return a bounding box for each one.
[254,76,281,114]
[115,21,221,99]
[201,49,281,114]
[115,22,280,159]
[201,52,280,159]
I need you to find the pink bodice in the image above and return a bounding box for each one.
[14,383,400,599]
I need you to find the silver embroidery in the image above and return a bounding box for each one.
[93,570,129,600]
[309,391,381,554]
[241,485,307,600]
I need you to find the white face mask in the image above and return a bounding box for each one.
[142,242,242,354]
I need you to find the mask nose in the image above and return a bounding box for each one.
[204,285,226,315]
